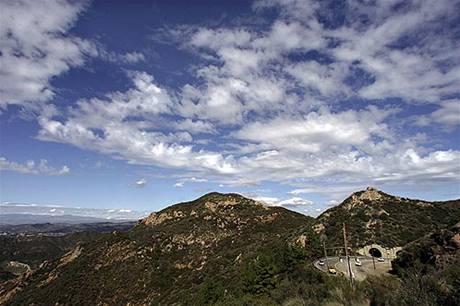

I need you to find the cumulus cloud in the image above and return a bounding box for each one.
[415,99,460,128]
[276,197,314,208]
[0,157,70,176]
[36,71,237,175]
[0,0,94,110]
[3,0,457,194]
[34,68,460,189]
[233,107,394,153]
[252,196,314,210]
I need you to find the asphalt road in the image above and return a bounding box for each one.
[313,256,392,281]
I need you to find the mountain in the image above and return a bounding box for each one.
[0,192,320,305]
[315,187,460,249]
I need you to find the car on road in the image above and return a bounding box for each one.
[328,268,337,275]
[319,259,325,266]
[377,257,385,262]
[355,260,362,266]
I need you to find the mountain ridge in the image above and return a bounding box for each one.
[1,192,318,305]
[316,187,460,248]
[1,189,459,305]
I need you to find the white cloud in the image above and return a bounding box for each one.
[287,61,350,98]
[97,49,146,64]
[122,52,145,63]
[252,195,314,210]
[36,71,238,175]
[233,107,393,153]
[0,157,70,176]
[0,0,94,110]
[0,202,148,220]
[34,69,460,189]
[289,185,363,201]
[3,0,456,195]
[252,196,279,205]
[173,177,208,187]
[174,119,215,134]
[328,0,460,103]
[415,99,460,128]
[277,197,314,207]
[135,179,147,188]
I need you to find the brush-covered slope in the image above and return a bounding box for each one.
[0,222,136,282]
[1,192,319,305]
[392,221,460,274]
[316,187,460,248]
[390,222,460,306]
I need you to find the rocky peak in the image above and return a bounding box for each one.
[198,192,257,204]
[339,187,385,210]
[358,187,383,201]
[141,192,265,226]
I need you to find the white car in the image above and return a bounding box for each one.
[355,260,362,266]
[377,257,385,262]
[319,260,325,266]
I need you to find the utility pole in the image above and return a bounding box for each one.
[343,223,354,286]
[321,234,329,270]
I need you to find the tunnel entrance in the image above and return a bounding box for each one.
[369,248,382,258]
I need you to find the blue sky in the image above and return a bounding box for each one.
[1,0,459,217]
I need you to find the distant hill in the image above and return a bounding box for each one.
[0,220,136,235]
[315,187,460,249]
[1,192,320,305]
[0,213,129,225]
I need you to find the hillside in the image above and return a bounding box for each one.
[1,192,321,305]
[390,222,460,305]
[0,222,135,282]
[392,221,460,273]
[316,187,460,249]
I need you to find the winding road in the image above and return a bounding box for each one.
[313,256,392,281]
